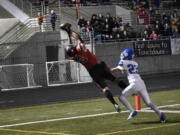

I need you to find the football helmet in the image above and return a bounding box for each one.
[120,49,135,60]
[65,45,77,57]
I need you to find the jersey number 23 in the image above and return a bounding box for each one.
[127,64,139,74]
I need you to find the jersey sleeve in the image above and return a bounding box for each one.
[118,60,124,66]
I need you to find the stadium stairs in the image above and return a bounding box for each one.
[0,0,134,59]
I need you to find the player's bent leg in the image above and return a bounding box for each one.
[118,95,134,113]
[122,83,136,97]
[139,89,166,123]
[103,87,121,113]
[118,94,137,120]
[139,89,161,116]
[90,64,121,112]
[120,83,138,120]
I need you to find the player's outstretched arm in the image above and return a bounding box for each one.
[71,31,87,51]
[110,66,125,72]
[60,22,86,50]
[110,67,119,72]
[71,32,84,43]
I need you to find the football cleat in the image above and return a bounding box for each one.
[160,113,166,123]
[114,104,121,113]
[60,22,72,36]
[127,111,138,120]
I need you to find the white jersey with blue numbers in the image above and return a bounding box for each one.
[118,60,142,83]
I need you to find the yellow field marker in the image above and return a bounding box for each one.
[98,123,180,135]
[0,128,75,135]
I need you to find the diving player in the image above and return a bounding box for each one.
[60,22,127,112]
[111,49,166,123]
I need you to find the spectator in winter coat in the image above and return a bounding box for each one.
[37,12,46,32]
[85,20,93,38]
[78,16,87,32]
[50,10,57,31]
[90,14,97,28]
[97,13,105,26]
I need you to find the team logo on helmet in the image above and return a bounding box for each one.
[121,49,135,60]
[124,52,128,57]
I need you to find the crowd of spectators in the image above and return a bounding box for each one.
[141,10,180,41]
[129,0,180,10]
[36,0,59,32]
[76,1,180,43]
[37,9,58,32]
[36,0,180,41]
[133,1,180,40]
[77,12,137,42]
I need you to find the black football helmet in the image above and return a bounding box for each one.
[65,45,77,57]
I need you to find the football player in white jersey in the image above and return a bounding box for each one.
[111,49,166,123]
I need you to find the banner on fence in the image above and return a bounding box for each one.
[171,38,180,55]
[133,40,171,57]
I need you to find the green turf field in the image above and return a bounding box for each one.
[0,89,180,135]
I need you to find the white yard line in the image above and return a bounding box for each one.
[140,109,180,113]
[0,104,180,128]
[141,104,180,110]
[0,111,126,128]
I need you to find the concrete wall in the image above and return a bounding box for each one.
[60,5,117,31]
[60,5,133,33]
[95,42,180,76]
[3,32,180,87]
[0,0,29,22]
[115,5,132,25]
[78,5,116,19]
[0,18,20,39]
[3,32,61,86]
[0,5,14,18]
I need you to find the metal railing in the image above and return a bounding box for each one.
[2,0,180,44]
[0,16,61,44]
[10,0,33,16]
[0,0,131,44]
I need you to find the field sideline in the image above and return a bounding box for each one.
[0,89,180,135]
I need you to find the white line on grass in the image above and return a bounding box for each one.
[140,109,180,113]
[142,104,180,110]
[0,104,180,128]
[0,111,127,128]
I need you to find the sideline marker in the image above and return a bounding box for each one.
[135,95,141,110]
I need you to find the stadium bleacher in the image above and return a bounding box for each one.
[0,0,179,89]
[0,2,180,135]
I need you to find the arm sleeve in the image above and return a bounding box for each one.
[117,60,125,71]
[118,60,124,66]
